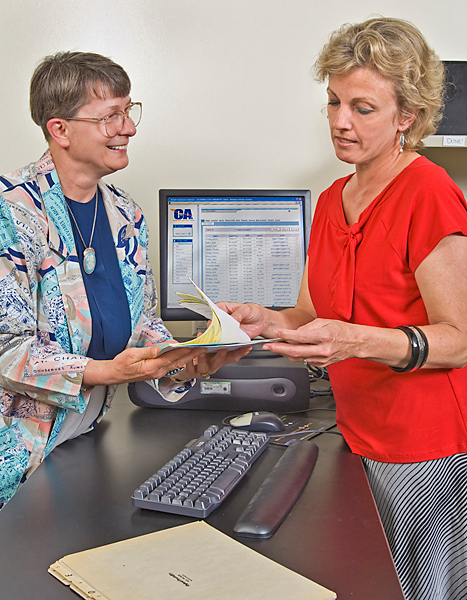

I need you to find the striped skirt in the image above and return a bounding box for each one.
[362,454,467,600]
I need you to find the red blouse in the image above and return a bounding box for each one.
[308,156,467,462]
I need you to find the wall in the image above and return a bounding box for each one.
[1,0,466,336]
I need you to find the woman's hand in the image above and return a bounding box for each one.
[82,345,206,387]
[263,318,359,368]
[216,302,271,339]
[169,345,252,382]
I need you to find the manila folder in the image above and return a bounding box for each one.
[49,521,336,599]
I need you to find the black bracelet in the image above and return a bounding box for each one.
[391,326,420,373]
[411,326,429,369]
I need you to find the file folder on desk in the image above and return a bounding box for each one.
[49,521,336,599]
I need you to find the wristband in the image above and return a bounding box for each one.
[391,326,420,373]
[391,325,429,373]
[411,326,429,369]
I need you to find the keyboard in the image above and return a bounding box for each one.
[132,425,269,518]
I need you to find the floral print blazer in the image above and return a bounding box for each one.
[0,151,174,505]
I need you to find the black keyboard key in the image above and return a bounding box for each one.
[209,466,243,495]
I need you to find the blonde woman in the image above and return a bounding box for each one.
[220,18,467,600]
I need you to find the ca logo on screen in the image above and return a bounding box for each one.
[171,208,194,220]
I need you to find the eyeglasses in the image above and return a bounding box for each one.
[66,102,142,137]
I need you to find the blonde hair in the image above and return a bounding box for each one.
[313,17,445,150]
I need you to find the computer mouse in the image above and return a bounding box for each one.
[229,411,286,433]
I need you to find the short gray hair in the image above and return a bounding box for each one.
[30,51,131,140]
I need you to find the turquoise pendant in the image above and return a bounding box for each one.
[83,247,96,275]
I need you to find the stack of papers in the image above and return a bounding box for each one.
[154,281,278,355]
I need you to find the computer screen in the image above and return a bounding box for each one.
[159,189,311,321]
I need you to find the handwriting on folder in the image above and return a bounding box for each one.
[49,521,336,599]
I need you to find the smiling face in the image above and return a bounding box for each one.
[326,67,412,168]
[62,91,137,181]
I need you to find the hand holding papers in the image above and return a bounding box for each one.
[154,282,279,356]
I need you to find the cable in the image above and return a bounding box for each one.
[268,429,342,438]
[310,389,333,398]
[306,365,330,381]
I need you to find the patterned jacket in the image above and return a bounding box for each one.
[0,151,174,505]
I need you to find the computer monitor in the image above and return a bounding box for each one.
[159,189,311,321]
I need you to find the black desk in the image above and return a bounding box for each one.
[0,386,404,599]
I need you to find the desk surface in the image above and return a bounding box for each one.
[0,386,403,599]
